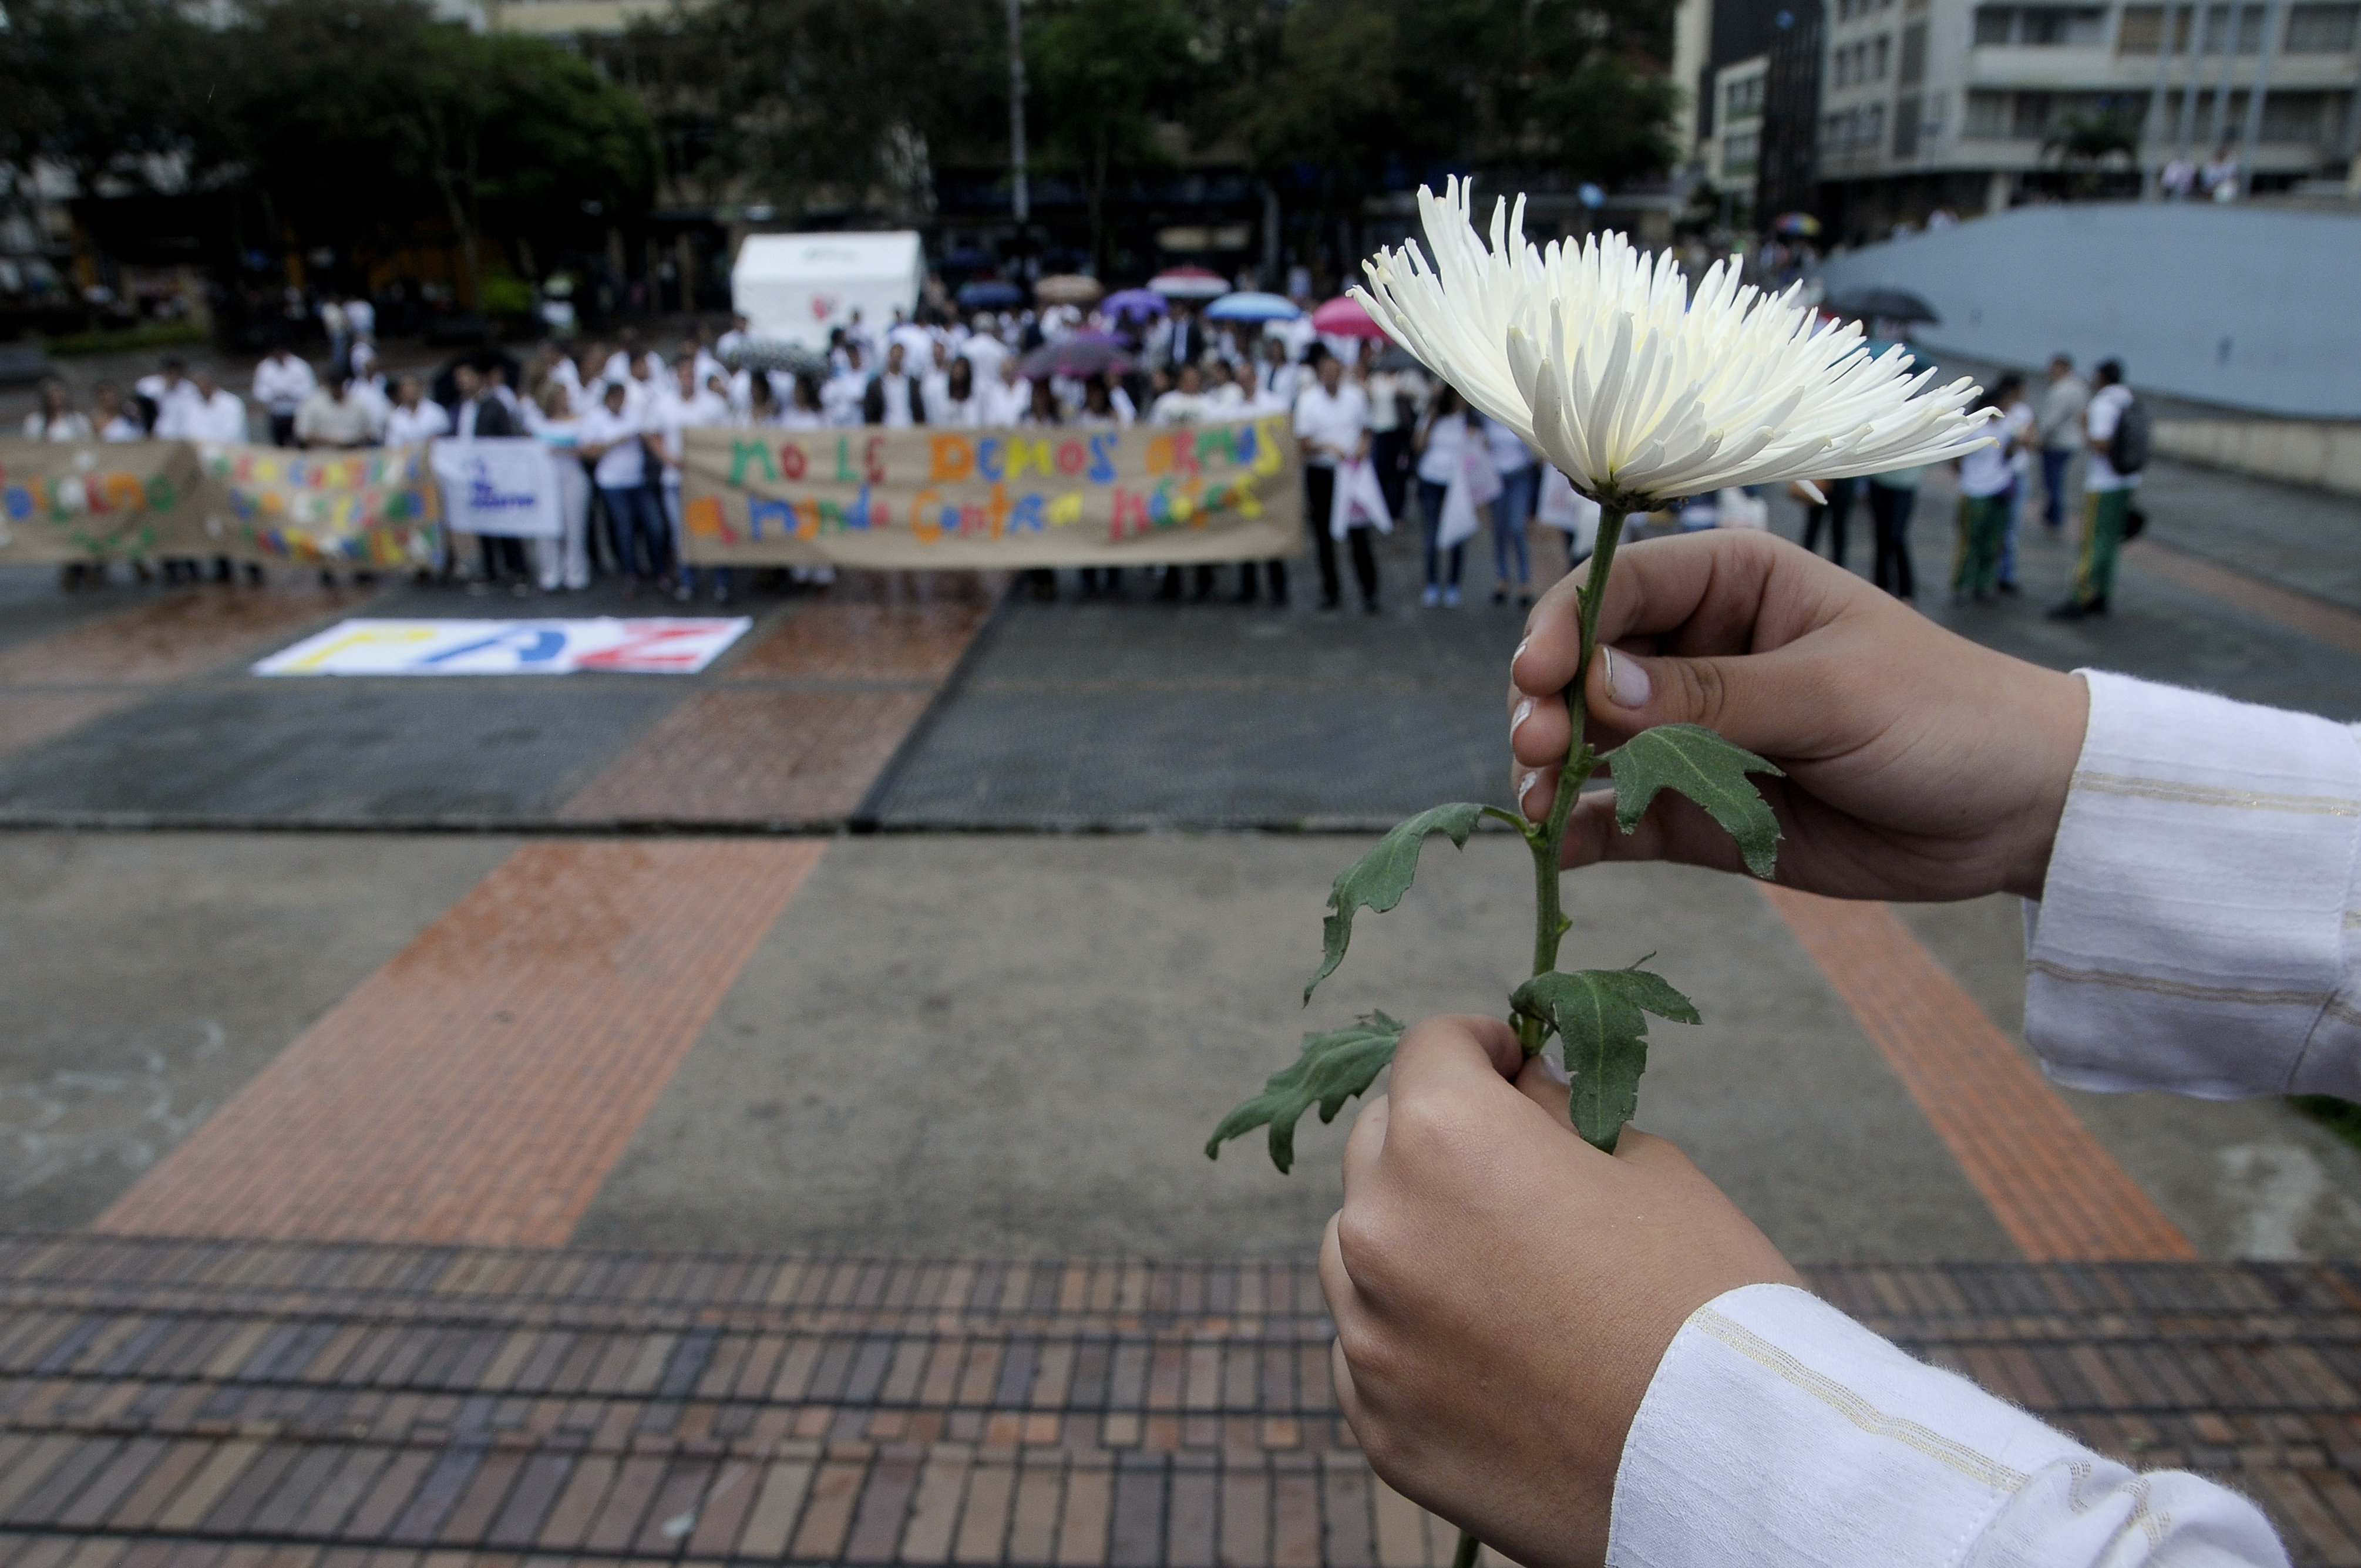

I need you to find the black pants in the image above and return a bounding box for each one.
[268,412,298,448]
[1371,429,1409,519]
[1802,477,1856,567]
[1235,560,1289,603]
[1306,466,1378,607]
[1868,483,1916,600]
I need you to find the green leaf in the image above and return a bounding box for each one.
[1306,803,1488,1004]
[1606,724,1785,878]
[1510,968,1701,1153]
[1205,1012,1407,1173]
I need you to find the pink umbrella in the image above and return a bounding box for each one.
[1310,295,1391,339]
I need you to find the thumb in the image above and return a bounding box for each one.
[1586,641,1812,758]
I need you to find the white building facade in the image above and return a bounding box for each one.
[1815,0,2360,235]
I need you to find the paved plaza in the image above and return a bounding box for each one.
[0,448,2359,1562]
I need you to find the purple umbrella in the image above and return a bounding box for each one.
[1102,288,1169,322]
[1020,333,1133,379]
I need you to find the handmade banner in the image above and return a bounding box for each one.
[678,415,1304,568]
[0,439,209,563]
[253,617,751,677]
[194,443,442,568]
[430,438,563,539]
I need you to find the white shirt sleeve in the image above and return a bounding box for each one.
[1612,1284,2287,1567]
[2025,669,2361,1101]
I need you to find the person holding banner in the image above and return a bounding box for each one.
[21,379,93,441]
[532,383,594,594]
[252,347,316,447]
[582,379,668,597]
[383,377,452,447]
[656,359,732,604]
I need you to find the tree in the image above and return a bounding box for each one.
[222,0,656,305]
[1026,0,1202,272]
[2043,109,2139,197]
[611,0,1001,225]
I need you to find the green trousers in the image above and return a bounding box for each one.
[1952,493,2009,595]
[2073,487,2131,607]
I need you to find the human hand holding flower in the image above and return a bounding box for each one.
[1321,1015,1798,1568]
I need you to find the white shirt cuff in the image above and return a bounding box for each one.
[2024,669,2361,1100]
[1608,1283,2287,1567]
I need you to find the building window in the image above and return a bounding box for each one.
[2261,90,2330,139]
[1901,19,1928,81]
[1976,5,2107,43]
[1965,89,2010,135]
[1725,75,1765,120]
[1723,130,1761,176]
[1866,102,1887,143]
[1895,92,1923,155]
[1874,33,1892,73]
[2116,6,2197,52]
[2012,90,2053,137]
[2286,2,2359,49]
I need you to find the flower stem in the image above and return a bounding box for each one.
[1453,1527,1482,1568]
[1515,504,1628,1055]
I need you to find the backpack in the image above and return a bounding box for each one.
[2107,393,2151,476]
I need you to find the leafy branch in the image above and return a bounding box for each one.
[1208,506,1785,1165]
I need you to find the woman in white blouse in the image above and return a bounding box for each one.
[1410,384,1483,609]
[22,379,93,441]
[531,383,593,593]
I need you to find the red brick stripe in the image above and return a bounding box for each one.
[1761,884,2196,1263]
[96,840,822,1247]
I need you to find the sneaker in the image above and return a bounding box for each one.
[1492,587,1508,606]
[1421,585,1441,607]
[673,582,694,603]
[2045,597,2092,620]
[1997,580,2020,596]
[1442,586,1462,608]
[1363,598,1382,615]
[713,586,731,606]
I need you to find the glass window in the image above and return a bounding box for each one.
[2012,90,2053,136]
[1901,19,1928,81]
[1894,92,1923,155]
[2261,90,2328,139]
[2017,8,2107,43]
[1965,89,2010,135]
[1975,5,2015,42]
[1874,33,1892,73]
[2285,1,2356,46]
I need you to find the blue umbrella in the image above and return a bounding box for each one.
[957,279,1024,309]
[1204,291,1301,322]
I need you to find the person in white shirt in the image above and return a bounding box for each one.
[1482,413,1538,608]
[382,376,452,447]
[342,294,375,342]
[919,341,954,425]
[580,379,667,594]
[1411,384,1485,607]
[165,367,250,444]
[823,345,869,426]
[530,382,593,593]
[603,332,660,386]
[888,310,933,372]
[653,359,732,603]
[2034,354,2088,531]
[1293,351,1378,612]
[251,348,317,447]
[1950,378,2019,603]
[2051,358,2139,620]
[134,357,201,433]
[961,315,1008,381]
[1998,373,2036,594]
[714,312,751,363]
[862,341,924,427]
[1348,528,2307,1568]
[930,358,984,428]
[1150,362,1212,426]
[1257,335,1300,407]
[21,379,93,441]
[980,356,1030,427]
[92,381,146,442]
[295,372,379,449]
[781,374,828,430]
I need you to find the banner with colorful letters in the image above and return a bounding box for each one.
[677,415,1305,568]
[195,443,442,568]
[0,440,208,563]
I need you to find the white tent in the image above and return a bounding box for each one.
[731,232,925,352]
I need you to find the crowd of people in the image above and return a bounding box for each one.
[17,292,2147,620]
[1785,348,2142,620]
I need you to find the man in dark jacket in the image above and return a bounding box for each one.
[861,342,927,427]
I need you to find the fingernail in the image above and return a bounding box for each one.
[1509,696,1535,740]
[1513,635,1531,668]
[1601,648,1650,709]
[1539,1050,1570,1086]
[1518,769,1541,806]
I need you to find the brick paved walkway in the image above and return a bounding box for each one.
[0,1236,2355,1565]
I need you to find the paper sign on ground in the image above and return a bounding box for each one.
[253,617,752,677]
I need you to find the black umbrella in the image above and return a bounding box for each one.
[1826,287,1940,325]
[1374,345,1427,372]
[722,338,832,380]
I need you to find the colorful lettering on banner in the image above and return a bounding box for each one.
[253,617,754,677]
[678,415,1304,569]
[0,440,209,563]
[200,442,443,567]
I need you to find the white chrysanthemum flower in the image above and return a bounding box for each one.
[1351,179,1996,509]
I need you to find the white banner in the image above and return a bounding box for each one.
[253,617,752,677]
[431,438,563,539]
